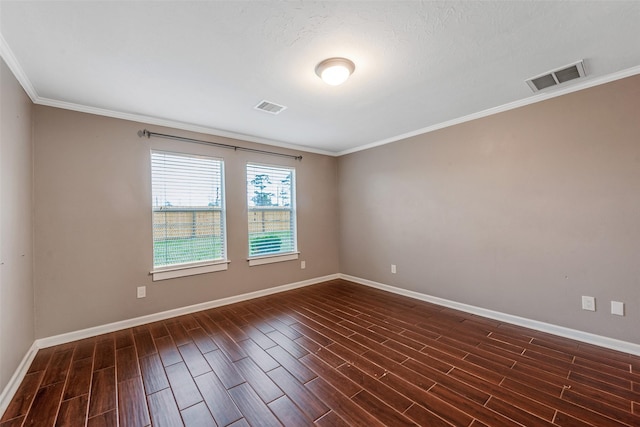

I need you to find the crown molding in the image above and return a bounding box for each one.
[0,30,334,157]
[337,64,640,156]
[34,97,336,157]
[3,30,640,158]
[0,32,37,102]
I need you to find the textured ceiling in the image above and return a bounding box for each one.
[1,1,640,155]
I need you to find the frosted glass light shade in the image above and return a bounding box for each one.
[315,58,355,86]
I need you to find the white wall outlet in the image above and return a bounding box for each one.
[301,260,306,269]
[581,295,595,311]
[137,286,146,299]
[611,301,624,316]
[391,264,397,274]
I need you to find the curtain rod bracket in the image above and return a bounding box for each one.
[137,129,151,139]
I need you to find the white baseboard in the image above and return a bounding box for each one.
[37,273,339,349]
[340,274,640,356]
[0,342,39,417]
[1,273,338,418]
[4,271,639,419]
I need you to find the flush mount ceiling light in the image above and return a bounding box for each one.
[315,57,355,86]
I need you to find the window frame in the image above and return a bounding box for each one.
[150,150,229,281]
[246,162,299,266]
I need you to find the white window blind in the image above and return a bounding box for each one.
[152,151,226,268]
[247,163,296,257]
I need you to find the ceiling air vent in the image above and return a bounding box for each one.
[526,60,586,92]
[254,100,287,115]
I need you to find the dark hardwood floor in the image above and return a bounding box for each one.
[2,279,639,426]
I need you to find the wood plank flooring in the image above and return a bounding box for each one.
[2,279,640,426]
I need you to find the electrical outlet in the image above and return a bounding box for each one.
[137,286,146,299]
[611,301,624,316]
[301,260,306,269]
[391,264,397,274]
[581,295,595,311]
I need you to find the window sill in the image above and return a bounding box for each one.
[248,252,299,267]
[151,260,230,281]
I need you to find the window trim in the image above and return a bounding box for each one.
[247,252,300,267]
[150,150,229,279]
[150,260,230,281]
[246,162,297,265]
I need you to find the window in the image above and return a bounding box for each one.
[151,151,227,280]
[246,163,297,265]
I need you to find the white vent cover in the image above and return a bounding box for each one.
[526,60,586,92]
[254,100,287,115]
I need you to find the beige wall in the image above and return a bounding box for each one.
[0,59,34,392]
[339,75,640,344]
[33,107,339,338]
[7,59,640,354]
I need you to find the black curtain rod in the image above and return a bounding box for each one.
[137,129,303,161]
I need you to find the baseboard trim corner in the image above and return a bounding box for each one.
[0,342,39,418]
[6,271,638,420]
[36,273,339,349]
[340,274,640,356]
[1,273,338,419]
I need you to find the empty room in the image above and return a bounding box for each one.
[1,1,640,426]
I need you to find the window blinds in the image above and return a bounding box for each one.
[151,151,225,267]
[246,163,296,257]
